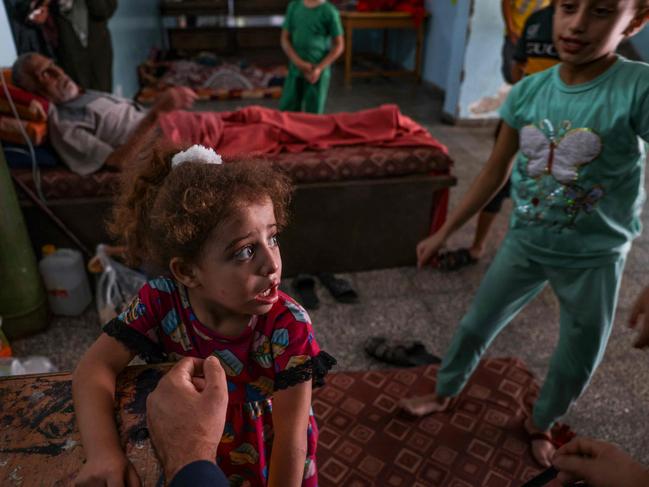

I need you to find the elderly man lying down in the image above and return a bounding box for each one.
[12,53,445,176]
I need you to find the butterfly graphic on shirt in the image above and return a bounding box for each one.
[515,119,605,229]
[520,119,602,184]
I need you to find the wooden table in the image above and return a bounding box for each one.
[340,11,428,86]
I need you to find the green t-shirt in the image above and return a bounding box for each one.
[500,56,649,267]
[283,0,343,73]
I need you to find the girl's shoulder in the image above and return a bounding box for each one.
[255,290,312,336]
[137,276,185,310]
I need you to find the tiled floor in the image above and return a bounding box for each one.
[12,67,649,463]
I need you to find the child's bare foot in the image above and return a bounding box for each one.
[524,417,556,468]
[399,393,453,416]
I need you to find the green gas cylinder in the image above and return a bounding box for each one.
[0,143,49,339]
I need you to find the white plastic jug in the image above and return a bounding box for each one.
[38,247,92,316]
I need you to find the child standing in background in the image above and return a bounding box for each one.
[511,2,561,82]
[437,2,560,271]
[403,0,649,469]
[279,0,344,114]
[72,144,335,487]
[501,0,552,83]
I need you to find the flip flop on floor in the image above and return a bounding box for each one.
[317,272,359,304]
[434,248,477,272]
[365,337,441,367]
[291,274,320,310]
[364,337,412,367]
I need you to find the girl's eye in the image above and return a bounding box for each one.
[234,245,254,261]
[269,234,280,247]
[592,7,613,16]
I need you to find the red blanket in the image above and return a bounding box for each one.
[159,104,447,159]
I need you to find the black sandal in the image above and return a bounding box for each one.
[435,248,477,272]
[317,272,359,304]
[365,337,441,367]
[364,337,412,367]
[291,274,320,310]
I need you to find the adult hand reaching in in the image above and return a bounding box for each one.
[552,437,649,487]
[146,356,228,482]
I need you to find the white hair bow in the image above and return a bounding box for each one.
[171,145,223,168]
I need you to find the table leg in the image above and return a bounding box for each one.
[345,23,353,86]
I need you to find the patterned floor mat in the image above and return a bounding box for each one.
[312,357,567,486]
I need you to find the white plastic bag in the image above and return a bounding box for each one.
[92,244,147,324]
[0,356,57,376]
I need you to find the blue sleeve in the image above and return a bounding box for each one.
[169,461,229,487]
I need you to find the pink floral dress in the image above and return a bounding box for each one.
[104,277,335,487]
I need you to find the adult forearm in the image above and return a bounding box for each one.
[104,111,159,169]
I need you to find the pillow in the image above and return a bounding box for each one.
[2,142,60,169]
[0,69,50,121]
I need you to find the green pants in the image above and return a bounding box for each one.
[279,68,331,114]
[436,239,626,431]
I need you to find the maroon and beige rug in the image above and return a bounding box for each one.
[313,357,566,487]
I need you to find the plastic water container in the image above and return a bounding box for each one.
[38,247,92,316]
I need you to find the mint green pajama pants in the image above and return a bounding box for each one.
[435,240,626,431]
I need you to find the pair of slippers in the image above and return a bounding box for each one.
[434,248,477,271]
[291,273,359,310]
[364,336,441,367]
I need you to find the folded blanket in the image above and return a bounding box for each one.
[0,99,48,122]
[0,116,48,145]
[159,104,446,158]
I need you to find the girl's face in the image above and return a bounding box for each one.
[190,197,282,319]
[553,0,641,65]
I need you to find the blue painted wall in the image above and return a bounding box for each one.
[109,0,163,97]
[0,4,17,66]
[457,0,504,119]
[631,24,649,61]
[441,0,471,118]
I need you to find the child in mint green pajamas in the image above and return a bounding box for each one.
[403,2,649,468]
[279,0,344,114]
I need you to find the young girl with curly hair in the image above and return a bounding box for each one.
[72,143,335,487]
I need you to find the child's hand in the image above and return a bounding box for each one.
[629,285,649,348]
[552,437,649,487]
[74,452,141,487]
[416,232,447,269]
[297,60,313,75]
[307,66,322,84]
